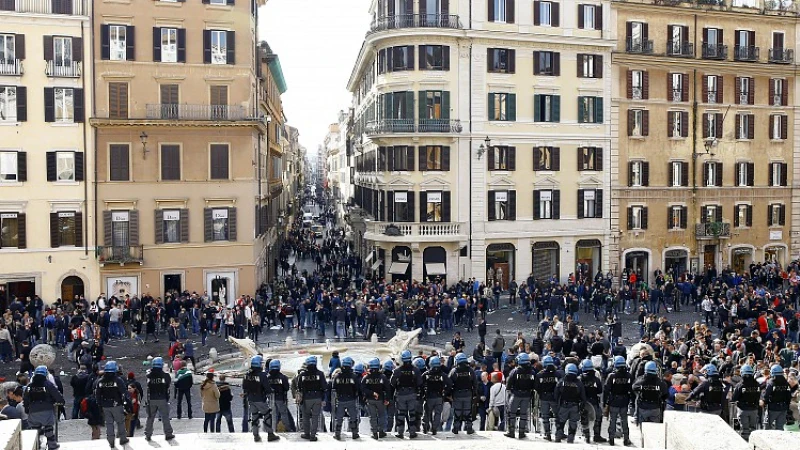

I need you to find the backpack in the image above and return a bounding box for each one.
[80,395,97,419]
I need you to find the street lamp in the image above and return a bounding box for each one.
[477,136,491,159]
[139,131,149,159]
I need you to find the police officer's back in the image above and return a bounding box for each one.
[632,361,668,423]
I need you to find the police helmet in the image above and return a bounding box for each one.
[354,363,365,374]
[369,358,381,370]
[34,365,48,377]
[542,355,556,368]
[740,365,755,377]
[305,356,317,367]
[429,356,441,368]
[269,359,281,371]
[383,360,395,371]
[516,353,531,365]
[251,355,264,368]
[104,360,118,373]
[705,364,718,377]
[770,364,784,377]
[152,357,164,369]
[644,361,658,375]
[455,353,468,365]
[413,358,426,370]
[580,359,594,372]
[401,350,413,362]
[342,357,354,368]
[613,356,627,369]
[565,364,579,376]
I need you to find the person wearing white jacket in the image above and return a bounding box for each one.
[488,372,506,431]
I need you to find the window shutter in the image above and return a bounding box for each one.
[781,81,788,106]
[533,190,541,220]
[552,190,560,219]
[442,191,451,222]
[552,147,560,171]
[780,204,786,225]
[418,90,426,120]
[596,5,603,30]
[50,213,59,248]
[577,96,585,123]
[128,209,139,247]
[204,208,213,242]
[642,71,649,99]
[488,0,496,21]
[668,162,675,187]
[507,93,516,121]
[75,152,84,181]
[487,93,495,120]
[103,211,112,246]
[406,190,416,221]
[642,110,649,136]
[534,94,541,122]
[702,76,708,102]
[716,162,724,187]
[418,45,426,69]
[552,95,561,122]
[46,152,56,181]
[488,191,496,221]
[407,45,415,70]
[746,205,753,227]
[419,192,427,223]
[74,211,83,247]
[487,48,495,72]
[16,152,26,182]
[781,163,788,186]
[154,209,164,244]
[43,35,53,61]
[101,24,110,60]
[626,70,633,99]
[735,163,740,186]
[406,146,415,171]
[228,207,237,241]
[681,111,689,137]
[668,111,674,136]
[682,75,689,101]
[642,161,650,186]
[641,207,648,230]
[533,1,540,25]
[577,190,585,219]
[715,205,722,223]
[576,53,583,77]
[180,209,189,243]
[72,37,82,62]
[443,45,450,70]
[534,147,542,170]
[747,114,754,139]
[703,162,709,186]
[747,162,754,186]
[203,30,211,64]
[153,27,162,62]
[418,147,427,171]
[73,88,84,122]
[552,52,560,75]
[13,35,23,60]
[769,80,776,105]
[487,144,495,170]
[508,146,516,170]
[781,115,788,140]
[627,109,634,136]
[628,162,634,187]
[595,97,603,123]
[715,113,723,139]
[769,163,775,186]
[44,87,55,122]
[16,86,26,122]
[506,0,515,23]
[177,29,186,62]
[508,190,516,220]
[387,146,395,171]
[226,31,235,64]
[442,147,450,171]
[718,75,724,101]
[627,207,633,230]
[680,207,688,229]
[667,207,673,230]
[578,6,584,29]
[16,213,26,249]
[594,55,602,78]
[748,78,755,105]
[595,189,603,218]
[126,26,135,60]
[702,113,709,138]
[595,148,603,171]
[442,91,450,119]
[734,206,740,227]
[552,2,560,26]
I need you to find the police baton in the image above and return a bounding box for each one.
[54,405,59,441]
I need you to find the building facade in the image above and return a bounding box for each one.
[610,0,797,283]
[91,0,267,304]
[0,0,98,306]
[348,0,614,285]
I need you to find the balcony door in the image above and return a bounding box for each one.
[111,211,130,260]
[160,84,179,119]
[421,0,448,26]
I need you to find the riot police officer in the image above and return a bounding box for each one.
[448,352,477,435]
[579,359,606,443]
[94,360,129,448]
[390,350,422,438]
[23,366,64,450]
[267,359,296,432]
[144,357,175,441]
[412,358,426,432]
[505,353,536,439]
[298,356,327,441]
[632,361,668,423]
[761,364,793,430]
[331,356,360,440]
[555,364,586,443]
[361,358,390,440]
[422,356,451,435]
[603,356,633,447]
[686,364,725,416]
[731,364,761,439]
[382,360,396,433]
[243,355,278,442]
[534,355,562,441]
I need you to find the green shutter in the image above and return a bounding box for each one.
[577,96,585,123]
[442,91,450,120]
[552,95,561,122]
[419,90,427,120]
[533,94,541,122]
[507,94,516,121]
[594,97,604,123]
[405,91,414,120]
[488,93,495,121]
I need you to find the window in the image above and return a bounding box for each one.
[768,204,785,226]
[389,146,412,171]
[109,211,130,248]
[535,1,559,27]
[537,190,554,219]
[0,86,17,122]
[735,204,752,228]
[670,73,686,102]
[53,88,74,122]
[210,30,227,64]
[578,96,603,123]
[533,51,559,75]
[736,113,755,140]
[669,111,687,138]
[668,206,686,230]
[488,93,516,121]
[736,77,754,105]
[578,147,601,171]
[210,85,228,120]
[489,0,515,24]
[108,82,128,119]
[163,210,180,243]
[0,212,20,248]
[109,25,127,61]
[628,206,647,230]
[628,109,648,137]
[160,84,179,119]
[770,78,786,106]
[488,190,516,221]
[420,45,448,70]
[579,4,601,30]
[667,25,689,55]
[626,21,650,53]
[56,151,75,181]
[705,75,720,103]
[425,191,443,222]
[378,46,414,73]
[424,91,443,119]
[577,54,602,78]
[488,48,515,73]
[703,27,724,58]
[53,37,72,67]
[160,145,180,180]
[704,162,723,187]
[0,151,20,182]
[770,162,788,187]
[161,28,178,63]
[734,30,756,61]
[391,191,412,222]
[53,211,78,247]
[534,94,560,122]
[211,208,229,240]
[534,146,559,171]
[670,161,688,187]
[210,0,227,5]
[628,70,645,100]
[736,162,754,187]
[578,189,601,219]
[109,144,130,181]
[703,113,722,139]
[629,161,649,187]
[210,144,229,180]
[0,34,16,65]
[419,145,449,171]
[489,146,515,171]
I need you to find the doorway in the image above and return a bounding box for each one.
[664,249,688,279]
[703,245,717,271]
[731,247,752,275]
[624,251,650,284]
[532,242,560,284]
[575,240,601,282]
[164,274,182,299]
[487,243,515,289]
[60,276,84,302]
[211,277,228,305]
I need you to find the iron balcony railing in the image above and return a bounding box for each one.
[734,45,760,61]
[695,222,732,239]
[98,245,144,265]
[702,43,728,60]
[769,48,794,63]
[0,0,88,15]
[0,59,22,76]
[666,41,694,57]
[369,14,461,33]
[418,119,462,133]
[625,38,654,54]
[365,119,463,135]
[145,104,250,121]
[45,60,81,78]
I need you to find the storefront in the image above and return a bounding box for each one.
[664,248,689,278]
[423,246,447,283]
[389,246,411,282]
[487,243,515,289]
[532,241,560,284]
[764,244,786,266]
[575,240,601,280]
[624,250,650,283]
[0,277,36,309]
[105,275,140,299]
[730,246,753,275]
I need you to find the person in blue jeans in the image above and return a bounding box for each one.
[215,375,235,432]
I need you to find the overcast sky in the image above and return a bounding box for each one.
[260,0,371,157]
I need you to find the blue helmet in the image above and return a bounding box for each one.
[580,359,594,372]
[705,364,718,377]
[342,357,354,368]
[401,350,413,362]
[741,365,755,377]
[34,365,48,377]
[565,364,579,376]
[251,355,263,368]
[151,357,164,369]
[770,364,784,377]
[369,358,381,370]
[104,360,118,373]
[613,356,627,369]
[413,358,426,370]
[517,353,531,365]
[542,356,556,368]
[455,353,468,365]
[305,356,317,367]
[429,356,441,368]
[383,360,395,371]
[269,359,281,371]
[354,363,365,374]
[644,361,658,375]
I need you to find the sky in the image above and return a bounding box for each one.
[260,0,372,157]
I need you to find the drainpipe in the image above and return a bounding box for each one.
[90,2,98,259]
[467,0,473,279]
[81,21,88,255]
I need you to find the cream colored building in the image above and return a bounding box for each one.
[349,0,614,285]
[0,0,98,305]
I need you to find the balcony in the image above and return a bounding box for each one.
[365,119,414,134]
[734,46,759,62]
[145,104,250,121]
[666,41,694,58]
[45,60,80,78]
[626,38,654,54]
[702,43,728,60]
[98,245,144,265]
[418,119,462,133]
[0,59,22,76]
[0,0,88,15]
[365,221,466,242]
[695,222,731,239]
[369,14,461,33]
[769,48,794,64]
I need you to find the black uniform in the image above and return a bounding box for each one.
[361,369,390,436]
[422,367,451,434]
[24,374,64,450]
[762,376,794,430]
[242,367,274,440]
[554,373,586,442]
[534,366,562,438]
[579,369,604,441]
[731,376,761,439]
[603,367,633,445]
[632,374,668,423]
[144,368,174,439]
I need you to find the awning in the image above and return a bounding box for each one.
[425,263,447,276]
[370,260,382,271]
[365,251,374,264]
[388,262,409,275]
